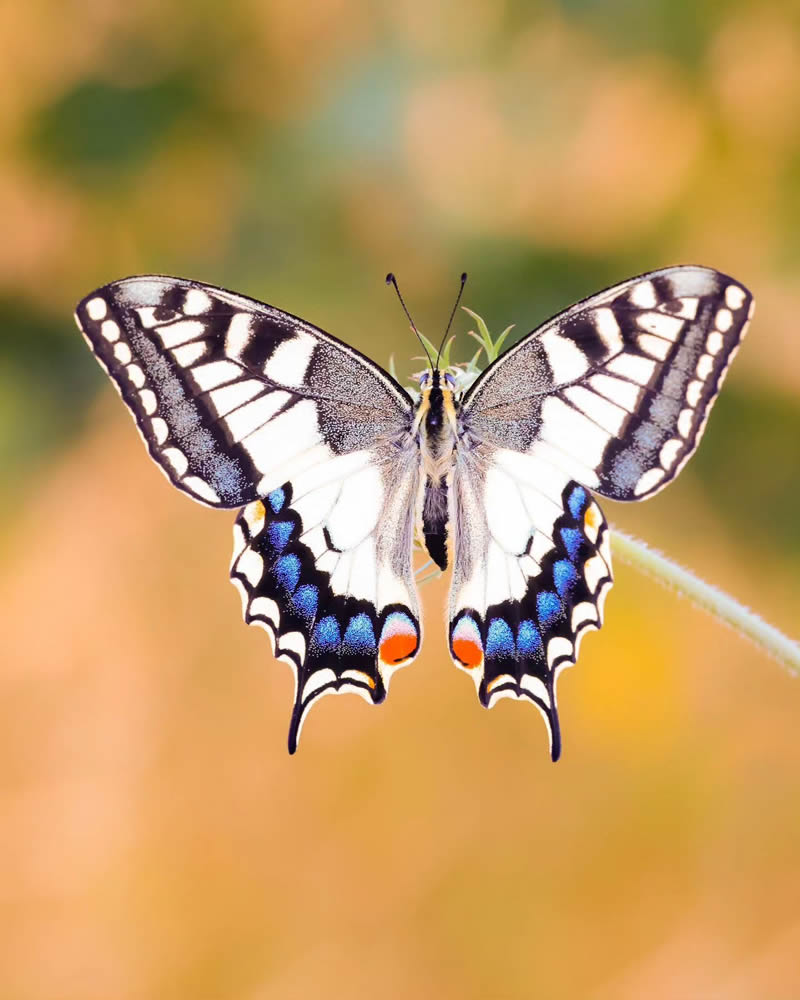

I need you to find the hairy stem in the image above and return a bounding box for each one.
[611,529,800,676]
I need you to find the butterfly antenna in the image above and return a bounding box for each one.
[386,273,433,370]
[435,272,467,370]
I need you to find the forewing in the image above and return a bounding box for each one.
[463,266,754,500]
[230,445,422,751]
[449,448,612,759]
[75,276,412,507]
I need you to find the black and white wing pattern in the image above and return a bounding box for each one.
[449,266,753,758]
[76,277,422,750]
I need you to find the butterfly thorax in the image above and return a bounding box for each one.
[414,370,459,571]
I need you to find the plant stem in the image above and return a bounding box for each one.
[611,529,800,676]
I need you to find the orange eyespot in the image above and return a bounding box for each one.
[452,638,483,669]
[378,611,419,665]
[379,634,418,664]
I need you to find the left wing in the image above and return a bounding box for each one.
[449,448,612,760]
[449,266,752,757]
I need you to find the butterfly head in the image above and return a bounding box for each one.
[418,370,456,390]
[416,368,459,451]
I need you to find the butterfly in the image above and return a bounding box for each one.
[75,266,753,758]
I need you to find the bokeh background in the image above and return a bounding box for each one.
[2,1,800,997]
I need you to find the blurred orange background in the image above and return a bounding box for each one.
[1,1,799,998]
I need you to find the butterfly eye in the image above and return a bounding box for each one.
[443,372,456,389]
[419,372,431,388]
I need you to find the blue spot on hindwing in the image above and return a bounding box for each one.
[267,488,285,513]
[567,485,587,520]
[537,590,562,627]
[312,616,340,651]
[560,526,583,561]
[554,559,579,598]
[291,584,318,623]
[268,520,293,552]
[343,614,377,654]
[485,618,515,658]
[274,554,301,594]
[517,620,543,656]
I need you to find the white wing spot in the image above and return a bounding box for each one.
[280,631,307,661]
[153,319,206,349]
[265,331,316,387]
[163,447,189,478]
[101,319,120,342]
[659,437,682,470]
[629,280,657,308]
[303,668,337,701]
[151,416,169,443]
[669,297,698,320]
[183,288,213,315]
[637,311,683,341]
[637,333,670,360]
[678,408,693,438]
[249,596,279,628]
[86,297,107,320]
[209,380,263,417]
[140,389,158,415]
[540,329,590,383]
[191,360,242,392]
[686,379,703,407]
[696,354,713,379]
[607,353,656,386]
[589,373,642,411]
[225,313,254,358]
[127,364,145,388]
[594,308,623,352]
[571,601,598,632]
[583,556,608,594]
[715,308,733,332]
[521,675,550,703]
[546,636,573,670]
[172,341,207,366]
[237,548,264,587]
[634,467,666,496]
[114,341,132,364]
[706,331,724,355]
[183,476,221,504]
[725,284,746,310]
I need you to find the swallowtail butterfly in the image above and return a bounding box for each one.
[76,266,753,757]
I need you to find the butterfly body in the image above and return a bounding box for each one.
[76,266,753,757]
[415,370,459,570]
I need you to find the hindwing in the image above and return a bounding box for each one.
[230,448,422,751]
[449,447,612,759]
